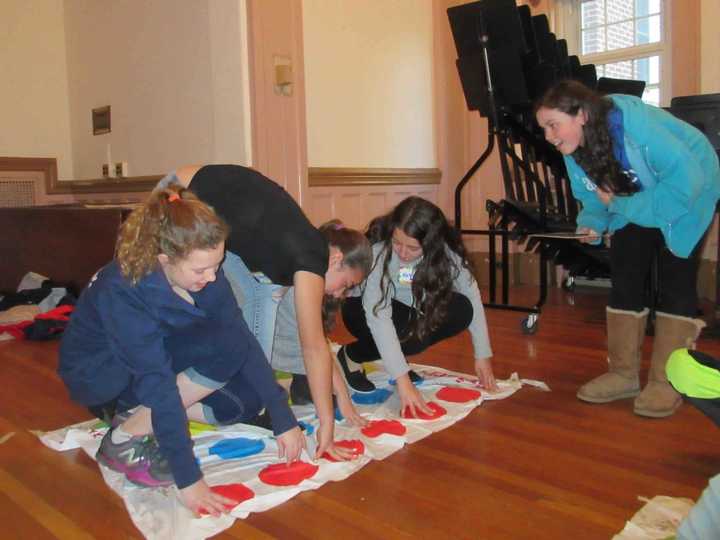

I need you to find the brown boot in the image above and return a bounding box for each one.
[634,312,706,418]
[577,307,648,403]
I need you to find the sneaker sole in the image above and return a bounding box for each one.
[97,454,173,488]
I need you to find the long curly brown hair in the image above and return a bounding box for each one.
[366,197,474,342]
[535,79,639,195]
[116,185,229,284]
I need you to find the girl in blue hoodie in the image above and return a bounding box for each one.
[59,186,303,516]
[536,80,720,418]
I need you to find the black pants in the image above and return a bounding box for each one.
[341,293,473,363]
[609,224,705,317]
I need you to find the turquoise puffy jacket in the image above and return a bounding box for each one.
[564,94,720,258]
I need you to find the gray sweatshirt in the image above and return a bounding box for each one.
[349,243,492,378]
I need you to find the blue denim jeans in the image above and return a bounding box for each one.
[222,251,288,361]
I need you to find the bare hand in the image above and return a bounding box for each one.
[321,441,363,462]
[397,375,432,417]
[276,426,305,463]
[474,357,498,391]
[313,420,334,460]
[336,392,369,428]
[179,478,236,518]
[576,227,600,244]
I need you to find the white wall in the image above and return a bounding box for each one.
[302,0,436,168]
[0,0,74,179]
[63,0,251,180]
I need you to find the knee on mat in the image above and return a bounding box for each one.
[202,379,264,425]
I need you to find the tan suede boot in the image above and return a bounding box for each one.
[577,307,648,403]
[634,311,706,418]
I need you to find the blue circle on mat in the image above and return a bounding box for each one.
[351,388,392,405]
[209,437,265,459]
[389,377,424,387]
[335,407,344,422]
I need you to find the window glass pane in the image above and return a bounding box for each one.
[642,0,661,16]
[602,60,633,80]
[582,26,605,55]
[607,21,634,51]
[643,87,660,106]
[635,57,649,81]
[581,0,605,28]
[648,14,661,42]
[608,0,632,23]
[636,16,649,44]
[648,55,660,84]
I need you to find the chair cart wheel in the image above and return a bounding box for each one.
[521,313,539,335]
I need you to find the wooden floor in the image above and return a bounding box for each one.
[2,286,719,539]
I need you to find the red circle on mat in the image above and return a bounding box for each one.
[436,386,482,403]
[199,483,255,514]
[401,401,447,420]
[361,419,407,438]
[258,461,319,486]
[321,439,365,462]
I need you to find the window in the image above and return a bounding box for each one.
[555,0,669,106]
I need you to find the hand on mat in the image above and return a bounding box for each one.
[474,357,498,392]
[314,420,335,460]
[397,375,433,418]
[576,227,600,243]
[277,426,305,464]
[179,478,235,518]
[337,391,369,428]
[323,440,362,462]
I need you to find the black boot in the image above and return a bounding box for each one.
[337,346,375,393]
[290,374,313,405]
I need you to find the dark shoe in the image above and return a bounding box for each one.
[408,370,424,385]
[96,429,174,487]
[290,374,313,405]
[337,347,375,393]
[245,409,273,430]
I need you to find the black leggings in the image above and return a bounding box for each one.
[609,223,705,317]
[341,293,473,363]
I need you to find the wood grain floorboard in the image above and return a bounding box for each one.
[1,286,719,539]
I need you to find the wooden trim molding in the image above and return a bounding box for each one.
[0,157,159,195]
[308,167,441,187]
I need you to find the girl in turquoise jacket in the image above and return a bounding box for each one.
[536,79,720,419]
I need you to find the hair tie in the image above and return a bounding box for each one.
[168,193,181,202]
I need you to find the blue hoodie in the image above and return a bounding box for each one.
[59,262,296,489]
[563,94,720,258]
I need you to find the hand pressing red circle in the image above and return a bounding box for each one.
[401,401,447,420]
[321,439,365,462]
[436,386,482,403]
[258,461,319,486]
[199,483,255,515]
[361,419,407,438]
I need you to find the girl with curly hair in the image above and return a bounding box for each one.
[338,196,496,416]
[59,186,304,516]
[535,79,720,417]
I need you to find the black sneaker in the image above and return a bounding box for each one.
[96,429,174,488]
[245,409,273,430]
[290,374,313,405]
[408,370,424,385]
[337,347,375,393]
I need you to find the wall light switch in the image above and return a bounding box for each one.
[115,161,129,177]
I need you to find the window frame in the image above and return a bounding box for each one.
[552,0,671,106]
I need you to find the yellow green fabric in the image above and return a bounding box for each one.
[666,349,720,399]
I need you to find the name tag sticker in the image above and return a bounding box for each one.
[398,266,415,285]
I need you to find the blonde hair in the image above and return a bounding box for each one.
[116,185,229,284]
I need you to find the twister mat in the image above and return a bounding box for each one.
[40,363,548,539]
